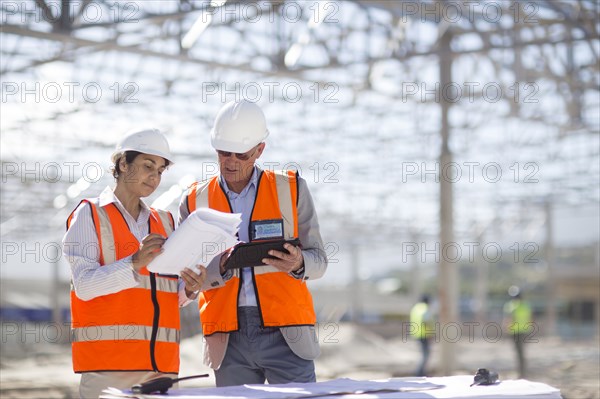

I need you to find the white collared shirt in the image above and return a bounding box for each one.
[63,186,192,305]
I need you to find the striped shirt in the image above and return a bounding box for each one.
[62,186,193,305]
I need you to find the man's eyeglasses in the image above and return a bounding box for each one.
[216,146,258,161]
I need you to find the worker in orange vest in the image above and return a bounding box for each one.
[63,128,206,398]
[179,100,328,386]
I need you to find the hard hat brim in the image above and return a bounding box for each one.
[211,129,269,153]
[111,148,175,165]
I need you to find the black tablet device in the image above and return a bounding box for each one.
[224,238,301,269]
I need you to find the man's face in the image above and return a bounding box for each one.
[217,143,265,186]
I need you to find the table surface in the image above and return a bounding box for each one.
[100,375,562,399]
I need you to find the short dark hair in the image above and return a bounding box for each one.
[111,151,142,179]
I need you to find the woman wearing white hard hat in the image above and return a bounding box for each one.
[63,128,205,398]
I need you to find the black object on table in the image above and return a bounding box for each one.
[132,374,210,394]
[470,368,499,387]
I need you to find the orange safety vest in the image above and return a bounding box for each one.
[67,200,180,373]
[186,169,316,335]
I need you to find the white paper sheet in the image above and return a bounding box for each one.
[100,376,562,399]
[146,208,240,276]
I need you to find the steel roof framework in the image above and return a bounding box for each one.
[1,0,599,373]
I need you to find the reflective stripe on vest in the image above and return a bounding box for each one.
[67,200,180,373]
[72,325,179,343]
[187,170,316,335]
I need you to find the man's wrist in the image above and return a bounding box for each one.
[291,262,305,278]
[221,269,233,281]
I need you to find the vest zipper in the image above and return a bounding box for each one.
[249,171,264,327]
[149,273,160,371]
[219,175,249,331]
[250,267,265,328]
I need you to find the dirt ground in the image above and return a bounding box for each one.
[1,322,598,399]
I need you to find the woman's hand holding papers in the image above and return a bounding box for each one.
[146,209,240,276]
[134,234,207,297]
[132,234,166,272]
[182,265,207,298]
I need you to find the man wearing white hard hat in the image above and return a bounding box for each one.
[63,128,206,398]
[179,100,328,386]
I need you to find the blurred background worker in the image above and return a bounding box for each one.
[504,286,533,378]
[179,99,328,386]
[410,294,435,376]
[63,129,206,398]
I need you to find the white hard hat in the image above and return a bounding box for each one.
[111,128,175,164]
[210,100,269,153]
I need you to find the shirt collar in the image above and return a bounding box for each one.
[220,166,259,198]
[98,186,150,214]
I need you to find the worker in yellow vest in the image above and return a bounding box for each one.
[63,129,206,398]
[410,294,434,376]
[503,287,533,378]
[179,100,328,386]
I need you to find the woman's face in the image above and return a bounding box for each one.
[118,154,167,197]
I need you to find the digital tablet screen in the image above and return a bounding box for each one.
[224,239,301,269]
